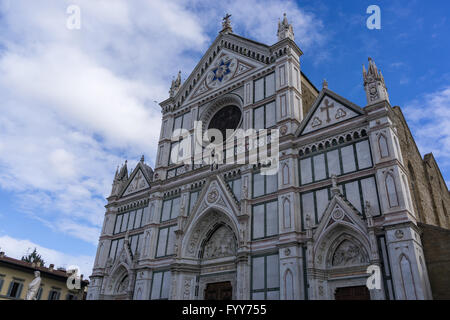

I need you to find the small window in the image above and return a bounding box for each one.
[36,287,43,300]
[161,196,181,222]
[254,73,276,103]
[252,200,278,239]
[188,190,200,214]
[150,270,171,300]
[120,212,129,233]
[251,253,280,300]
[227,178,241,201]
[253,101,277,130]
[156,225,177,257]
[7,281,23,299]
[48,289,61,300]
[0,276,4,293]
[252,172,278,198]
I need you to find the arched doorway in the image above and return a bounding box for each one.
[313,225,373,300]
[199,223,237,300]
[105,265,132,300]
[181,209,240,300]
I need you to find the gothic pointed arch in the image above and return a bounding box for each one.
[312,193,372,269]
[282,163,290,185]
[385,172,399,207]
[378,133,390,158]
[399,254,417,300]
[200,223,237,260]
[181,207,240,259]
[326,233,369,268]
[106,263,131,297]
[283,197,291,229]
[181,175,241,241]
[284,269,294,300]
[115,273,130,295]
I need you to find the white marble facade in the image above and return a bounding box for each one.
[87,16,431,300]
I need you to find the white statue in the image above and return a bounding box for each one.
[26,271,41,300]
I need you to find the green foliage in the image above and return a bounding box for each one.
[21,248,45,266]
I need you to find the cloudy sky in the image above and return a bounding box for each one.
[0,0,449,277]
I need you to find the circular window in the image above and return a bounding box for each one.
[207,105,242,143]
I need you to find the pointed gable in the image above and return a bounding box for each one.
[313,193,368,243]
[185,175,240,229]
[187,50,262,102]
[122,168,150,197]
[161,33,271,109]
[298,88,364,136]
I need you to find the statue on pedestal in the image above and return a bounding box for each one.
[26,271,41,300]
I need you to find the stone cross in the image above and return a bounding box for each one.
[320,99,334,123]
[222,13,232,32]
[223,13,232,23]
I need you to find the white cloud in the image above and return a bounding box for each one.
[187,0,325,50]
[0,235,94,278]
[404,86,450,186]
[0,0,326,252]
[0,0,210,245]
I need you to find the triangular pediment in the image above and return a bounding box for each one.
[163,33,270,107]
[183,174,240,233]
[298,89,364,136]
[187,50,263,102]
[313,192,368,242]
[121,168,150,197]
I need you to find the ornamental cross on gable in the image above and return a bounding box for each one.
[320,99,335,123]
[222,13,232,32]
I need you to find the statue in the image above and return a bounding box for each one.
[26,271,41,300]
[331,174,340,195]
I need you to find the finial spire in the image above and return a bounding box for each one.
[277,13,294,41]
[221,13,233,34]
[363,57,390,105]
[169,71,182,97]
[322,79,328,89]
[140,155,145,163]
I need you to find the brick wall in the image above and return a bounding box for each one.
[419,223,450,300]
[392,107,450,229]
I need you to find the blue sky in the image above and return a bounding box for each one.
[0,0,449,277]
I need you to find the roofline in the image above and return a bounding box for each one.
[296,87,364,136]
[301,70,319,94]
[159,33,223,107]
[0,256,89,284]
[160,32,305,108]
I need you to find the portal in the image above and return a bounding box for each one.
[204,281,232,300]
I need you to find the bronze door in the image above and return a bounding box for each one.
[335,286,371,300]
[204,281,232,300]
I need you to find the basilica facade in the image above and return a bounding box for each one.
[87,15,450,300]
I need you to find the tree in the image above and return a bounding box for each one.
[21,248,45,266]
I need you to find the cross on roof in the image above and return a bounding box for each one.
[221,13,232,33]
[320,99,335,123]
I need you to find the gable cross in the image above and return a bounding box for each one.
[222,13,232,32]
[320,99,335,123]
[223,13,232,21]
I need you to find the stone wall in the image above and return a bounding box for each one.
[300,74,318,118]
[419,223,450,300]
[392,106,450,229]
[423,154,450,228]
